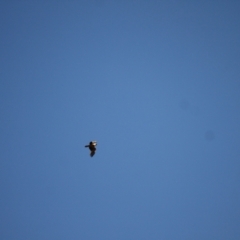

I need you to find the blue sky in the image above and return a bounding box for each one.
[1,1,240,239]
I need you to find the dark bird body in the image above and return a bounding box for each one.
[85,141,97,157]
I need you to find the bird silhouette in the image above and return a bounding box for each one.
[85,141,97,157]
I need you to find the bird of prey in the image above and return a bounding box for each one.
[85,141,97,157]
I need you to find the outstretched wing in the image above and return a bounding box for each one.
[90,150,95,157]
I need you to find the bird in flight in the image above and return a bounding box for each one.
[85,141,97,157]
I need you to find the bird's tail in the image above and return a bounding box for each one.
[85,145,89,147]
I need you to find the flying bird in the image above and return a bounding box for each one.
[85,141,97,157]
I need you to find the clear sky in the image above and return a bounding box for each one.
[1,1,240,239]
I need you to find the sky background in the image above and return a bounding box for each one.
[1,1,240,239]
